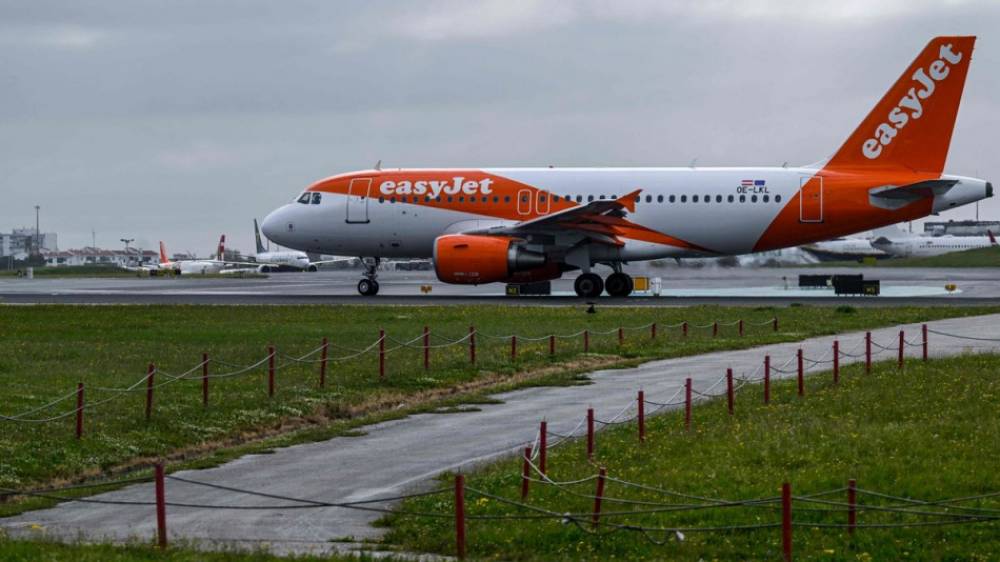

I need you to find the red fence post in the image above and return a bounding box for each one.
[379,330,386,379]
[682,321,688,337]
[739,319,745,337]
[423,326,430,370]
[155,462,167,549]
[833,340,840,384]
[764,355,771,404]
[782,482,792,562]
[75,382,84,439]
[637,390,645,443]
[772,317,779,332]
[592,467,607,528]
[319,338,328,388]
[539,420,548,475]
[797,348,804,397]
[521,447,531,500]
[469,326,476,365]
[726,368,734,415]
[583,330,590,352]
[684,378,692,431]
[511,335,517,362]
[922,324,928,362]
[618,327,624,346]
[549,334,556,356]
[651,322,657,339]
[268,345,275,397]
[898,330,905,369]
[454,473,466,560]
[865,331,872,374]
[202,353,210,405]
[712,322,718,337]
[586,408,594,460]
[145,363,155,421]
[848,478,857,536]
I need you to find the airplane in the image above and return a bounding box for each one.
[250,219,339,272]
[800,238,889,262]
[261,36,992,297]
[122,241,180,275]
[872,230,998,258]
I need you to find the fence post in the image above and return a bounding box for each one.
[469,326,476,365]
[511,335,517,362]
[739,319,745,337]
[682,321,688,337]
[319,338,328,388]
[833,340,840,384]
[865,331,872,374]
[539,420,547,475]
[712,322,718,337]
[549,334,555,356]
[423,326,430,370]
[592,467,607,528]
[379,329,386,379]
[848,478,857,536]
[155,462,167,549]
[584,330,590,353]
[726,368,734,415]
[145,363,155,421]
[202,353,210,405]
[637,390,645,443]
[268,345,275,397]
[684,378,692,431]
[618,326,624,346]
[898,330,904,369]
[586,408,594,460]
[75,382,84,439]
[454,473,466,560]
[782,482,792,562]
[764,355,771,404]
[521,447,531,500]
[651,322,657,339]
[772,317,778,332]
[922,324,928,362]
[797,348,804,396]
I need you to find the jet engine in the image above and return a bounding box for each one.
[433,234,554,284]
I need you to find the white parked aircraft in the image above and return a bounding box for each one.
[251,219,317,272]
[800,238,888,262]
[261,36,992,297]
[872,231,997,258]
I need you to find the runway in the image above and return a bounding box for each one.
[4,314,999,555]
[0,265,997,306]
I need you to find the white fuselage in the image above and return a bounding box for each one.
[873,235,996,258]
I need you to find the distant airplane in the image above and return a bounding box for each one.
[135,236,256,275]
[872,230,998,258]
[801,238,888,262]
[251,219,348,272]
[261,36,992,297]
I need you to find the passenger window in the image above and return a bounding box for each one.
[751,195,758,203]
[378,196,385,203]
[775,195,782,203]
[680,195,687,203]
[740,195,746,202]
[599,195,606,200]
[297,193,311,204]
[704,196,710,203]
[728,195,734,203]
[521,195,528,202]
[645,195,652,203]
[493,196,499,203]
[576,195,583,202]
[692,195,699,203]
[448,196,453,202]
[504,196,511,203]
[588,195,594,202]
[390,197,396,203]
[716,195,722,203]
[656,195,663,203]
[425,196,431,202]
[540,195,547,202]
[459,196,465,203]
[669,195,676,203]
[763,195,770,203]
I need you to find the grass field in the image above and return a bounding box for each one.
[1,305,997,514]
[0,265,138,278]
[0,538,397,561]
[386,354,1000,561]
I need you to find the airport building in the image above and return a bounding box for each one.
[41,247,157,267]
[0,228,58,258]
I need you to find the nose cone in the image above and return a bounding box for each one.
[261,206,288,246]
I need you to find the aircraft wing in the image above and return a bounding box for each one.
[309,257,356,265]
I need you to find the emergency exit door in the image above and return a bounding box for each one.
[799,176,823,223]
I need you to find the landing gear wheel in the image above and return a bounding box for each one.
[605,272,634,297]
[358,279,380,296]
[574,273,604,298]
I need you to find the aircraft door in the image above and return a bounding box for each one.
[799,176,823,223]
[347,178,372,223]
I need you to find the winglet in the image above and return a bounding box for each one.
[253,219,266,254]
[615,189,642,213]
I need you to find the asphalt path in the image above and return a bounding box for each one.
[4,314,1000,556]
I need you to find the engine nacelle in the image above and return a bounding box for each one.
[434,234,551,284]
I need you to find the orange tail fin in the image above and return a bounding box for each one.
[217,235,226,260]
[159,241,168,264]
[826,36,975,175]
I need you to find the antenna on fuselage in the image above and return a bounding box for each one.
[782,161,789,168]
[374,159,382,171]
[689,157,698,168]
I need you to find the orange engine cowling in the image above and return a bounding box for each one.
[434,234,552,285]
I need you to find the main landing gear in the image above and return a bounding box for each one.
[573,269,634,298]
[357,257,380,296]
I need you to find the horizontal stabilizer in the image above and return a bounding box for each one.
[869,179,957,210]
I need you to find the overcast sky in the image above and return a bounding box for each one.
[2,0,998,255]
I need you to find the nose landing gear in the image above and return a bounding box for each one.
[357,257,381,296]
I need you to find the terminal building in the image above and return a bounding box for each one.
[0,228,58,259]
[41,247,158,267]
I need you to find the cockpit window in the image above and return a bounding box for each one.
[311,193,322,204]
[297,193,311,204]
